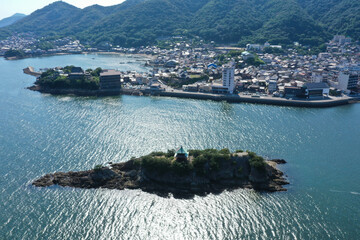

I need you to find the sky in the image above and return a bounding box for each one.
[0,0,125,19]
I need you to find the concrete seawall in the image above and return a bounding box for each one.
[147,90,354,108]
[28,85,356,108]
[23,67,41,77]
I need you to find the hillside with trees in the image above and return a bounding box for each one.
[0,0,359,47]
[0,13,26,28]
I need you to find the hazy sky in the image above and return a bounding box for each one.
[0,0,126,19]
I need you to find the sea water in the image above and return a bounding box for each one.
[0,54,359,239]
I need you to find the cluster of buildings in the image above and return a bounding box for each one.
[246,42,282,52]
[46,39,84,53]
[7,32,360,98]
[180,36,360,98]
[0,34,37,55]
[69,35,360,98]
[0,34,85,56]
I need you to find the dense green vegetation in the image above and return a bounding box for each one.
[244,54,265,67]
[36,66,100,90]
[141,150,193,176]
[190,148,231,175]
[247,151,267,171]
[216,50,243,65]
[0,13,26,28]
[36,41,54,50]
[216,50,265,67]
[138,148,267,176]
[4,49,25,58]
[94,164,104,171]
[0,0,359,47]
[294,44,327,56]
[139,148,234,176]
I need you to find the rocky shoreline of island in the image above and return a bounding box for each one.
[32,149,289,198]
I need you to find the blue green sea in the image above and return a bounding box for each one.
[0,54,359,239]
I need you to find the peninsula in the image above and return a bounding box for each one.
[26,65,357,108]
[32,148,289,198]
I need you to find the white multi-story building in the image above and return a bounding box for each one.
[338,72,359,92]
[246,44,262,51]
[222,62,235,94]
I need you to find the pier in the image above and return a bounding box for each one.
[23,67,41,77]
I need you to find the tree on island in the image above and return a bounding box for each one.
[4,49,25,58]
[37,66,100,90]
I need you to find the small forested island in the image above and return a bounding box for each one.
[29,66,101,91]
[33,147,289,198]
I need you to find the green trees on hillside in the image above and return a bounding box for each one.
[0,0,359,47]
[4,49,25,58]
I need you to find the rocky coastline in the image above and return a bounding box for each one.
[32,150,289,198]
[27,85,143,96]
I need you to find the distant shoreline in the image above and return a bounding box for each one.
[4,51,155,61]
[27,85,358,108]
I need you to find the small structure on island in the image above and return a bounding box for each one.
[68,67,85,80]
[174,146,189,162]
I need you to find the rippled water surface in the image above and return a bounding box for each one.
[0,54,359,239]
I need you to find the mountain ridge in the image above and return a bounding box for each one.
[0,0,358,47]
[0,13,27,28]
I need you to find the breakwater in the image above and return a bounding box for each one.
[23,67,41,77]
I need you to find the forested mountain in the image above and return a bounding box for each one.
[0,13,26,28]
[1,0,359,47]
[320,0,360,41]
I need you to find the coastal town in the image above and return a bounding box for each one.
[3,33,360,105]
[2,1,360,239]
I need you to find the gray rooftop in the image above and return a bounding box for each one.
[305,82,329,90]
[100,69,121,76]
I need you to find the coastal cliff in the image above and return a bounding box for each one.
[33,149,289,198]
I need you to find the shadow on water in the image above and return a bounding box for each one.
[219,101,234,114]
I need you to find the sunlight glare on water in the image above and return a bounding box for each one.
[0,54,359,239]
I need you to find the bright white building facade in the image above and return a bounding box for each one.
[222,62,235,94]
[338,72,359,92]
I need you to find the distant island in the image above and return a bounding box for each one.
[33,147,289,198]
[0,13,26,28]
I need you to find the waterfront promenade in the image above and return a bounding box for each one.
[28,85,356,108]
[27,83,356,108]
[142,89,356,108]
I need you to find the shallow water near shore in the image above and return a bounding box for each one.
[0,54,360,239]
